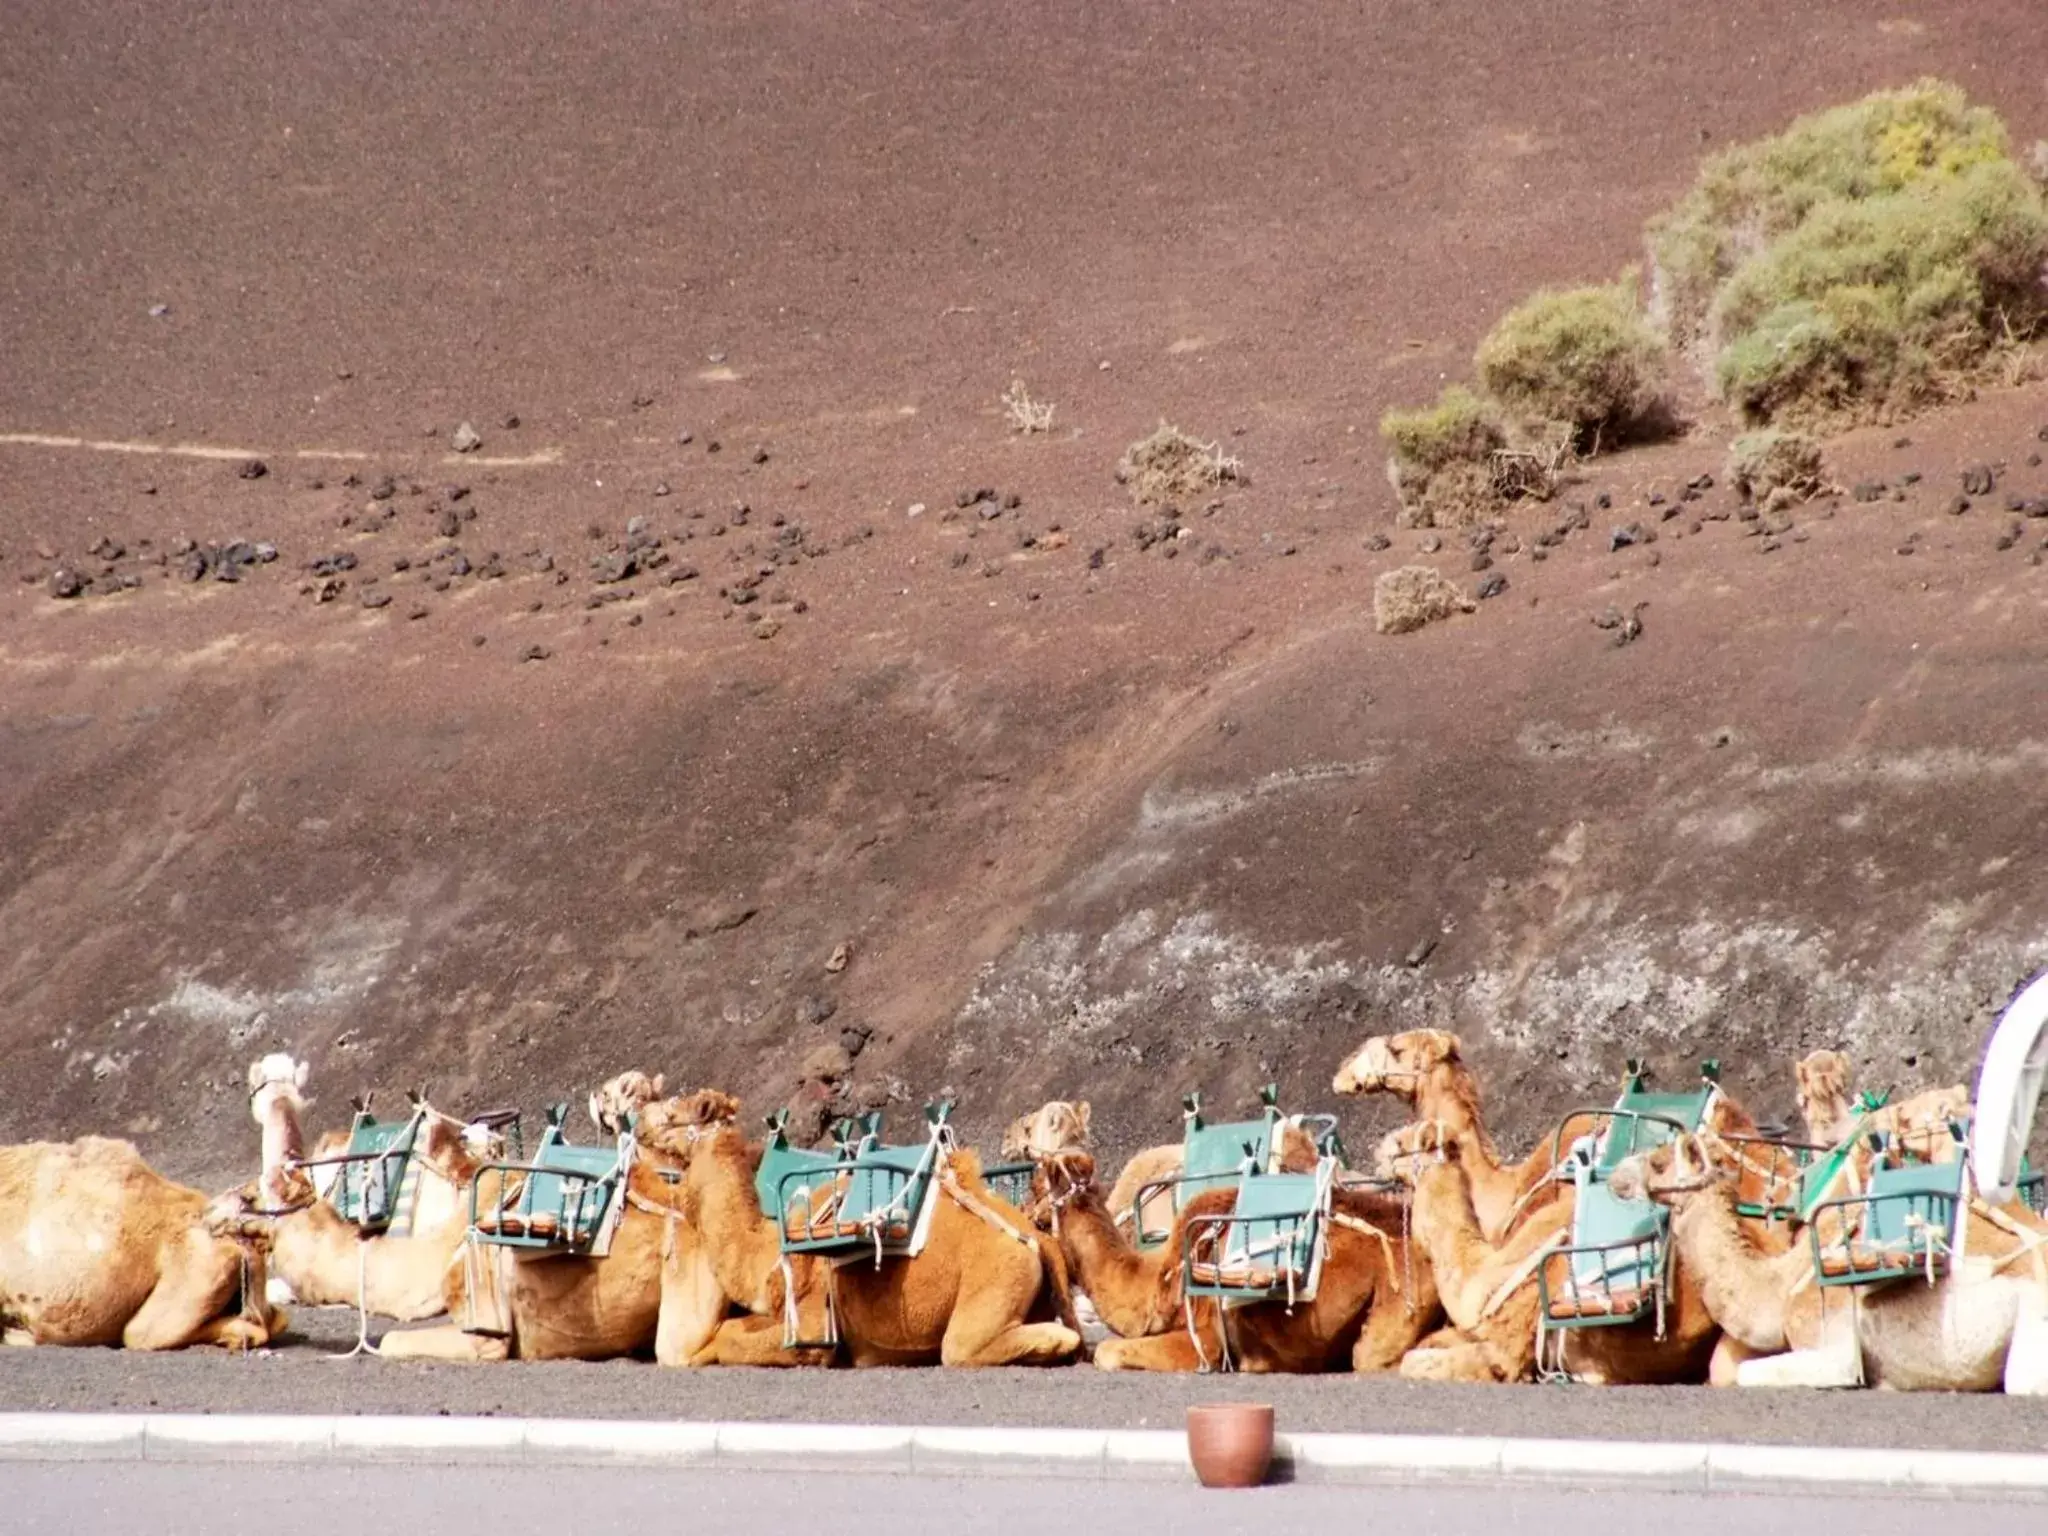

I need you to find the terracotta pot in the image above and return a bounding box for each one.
[1186,1401,1275,1488]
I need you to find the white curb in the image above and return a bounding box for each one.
[0,1413,2042,1495]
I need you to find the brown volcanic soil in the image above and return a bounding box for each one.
[4,1,2048,1184]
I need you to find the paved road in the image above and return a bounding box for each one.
[7,1462,2044,1536]
[8,1310,2048,1453]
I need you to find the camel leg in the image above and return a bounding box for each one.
[1398,1337,1505,1383]
[373,1323,511,1362]
[1353,1286,1444,1373]
[120,1248,248,1352]
[1710,1333,1762,1387]
[3,1328,37,1347]
[939,1318,1080,1367]
[690,1313,834,1368]
[655,1236,731,1368]
[1094,1330,1209,1372]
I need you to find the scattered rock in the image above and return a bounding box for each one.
[1608,522,1653,551]
[1852,481,1885,503]
[1948,496,1972,517]
[237,459,268,480]
[1403,935,1439,968]
[1962,465,1997,496]
[800,1043,853,1084]
[825,941,853,975]
[1418,534,1442,554]
[1475,571,1508,600]
[451,422,483,454]
[519,643,551,662]
[48,567,85,599]
[1365,532,1392,552]
[361,591,392,610]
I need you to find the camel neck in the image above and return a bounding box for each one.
[1418,1066,1502,1163]
[693,1131,784,1300]
[253,1089,305,1206]
[1056,1189,1164,1336]
[1667,1185,1800,1350]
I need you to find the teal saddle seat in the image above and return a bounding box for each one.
[1542,1059,1722,1329]
[1540,1183,1669,1325]
[470,1104,629,1253]
[1183,1159,1336,1305]
[1810,1152,1966,1287]
[1132,1086,1289,1251]
[303,1105,422,1233]
[767,1104,952,1258]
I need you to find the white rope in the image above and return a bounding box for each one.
[325,1237,376,1360]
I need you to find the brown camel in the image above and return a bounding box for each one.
[1333,1031,1566,1240]
[247,1055,514,1322]
[649,1091,1082,1368]
[0,1137,286,1350]
[1793,1051,1971,1154]
[1613,1131,2048,1393]
[1335,1031,1761,1241]
[1021,1148,1441,1373]
[373,1098,711,1363]
[590,1070,667,1136]
[1386,1133,1719,1385]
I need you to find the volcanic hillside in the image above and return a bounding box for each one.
[4,0,2048,1181]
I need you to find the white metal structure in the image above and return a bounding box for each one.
[1969,967,2048,1205]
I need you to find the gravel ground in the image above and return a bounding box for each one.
[6,1309,2048,1451]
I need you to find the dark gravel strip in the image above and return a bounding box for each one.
[4,1310,2048,1452]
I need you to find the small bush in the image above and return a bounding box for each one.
[1117,423,1242,505]
[1727,430,1827,503]
[1002,379,1056,434]
[1373,565,1475,636]
[1474,280,1669,443]
[1646,79,2048,425]
[1380,387,1507,527]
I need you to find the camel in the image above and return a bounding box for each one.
[1334,1030,1761,1241]
[1022,1148,1441,1372]
[1382,1125,1720,1384]
[1612,1131,2048,1393]
[590,1070,666,1136]
[648,1091,1082,1368]
[1794,1050,1972,1153]
[0,1137,286,1350]
[1004,1097,1324,1244]
[245,1055,513,1321]
[374,1094,719,1363]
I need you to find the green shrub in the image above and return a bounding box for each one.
[1380,386,1504,472]
[1649,79,2012,347]
[1647,79,2048,425]
[1474,280,1669,441]
[1379,388,1508,526]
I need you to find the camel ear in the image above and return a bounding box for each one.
[588,1092,605,1130]
[652,1073,666,1098]
[1413,1030,1460,1070]
[247,1060,266,1092]
[1074,1102,1092,1140]
[293,1060,310,1090]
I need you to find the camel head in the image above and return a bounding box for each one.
[1001,1100,1091,1160]
[247,1053,310,1123]
[1871,1084,1972,1164]
[1794,1049,1854,1143]
[1607,1132,1739,1206]
[1373,1119,1456,1183]
[1331,1029,1461,1100]
[589,1069,667,1136]
[413,1106,505,1180]
[1022,1148,1097,1231]
[636,1089,743,1160]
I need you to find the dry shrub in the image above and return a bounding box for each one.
[1381,388,1572,527]
[1002,379,1056,434]
[1727,430,1828,503]
[1117,423,1243,506]
[1373,565,1475,636]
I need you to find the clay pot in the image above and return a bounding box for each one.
[1186,1402,1275,1488]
